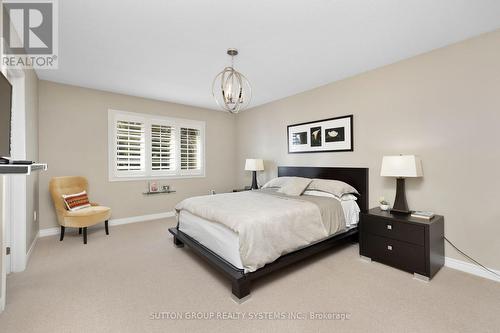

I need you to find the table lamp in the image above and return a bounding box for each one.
[381,155,423,214]
[245,159,264,190]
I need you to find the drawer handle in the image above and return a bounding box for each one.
[387,245,393,251]
[386,224,392,230]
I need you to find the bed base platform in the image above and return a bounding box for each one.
[169,226,359,299]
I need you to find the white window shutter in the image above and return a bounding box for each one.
[116,120,145,172]
[151,124,175,171]
[180,127,201,171]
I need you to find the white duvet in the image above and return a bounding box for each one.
[175,190,345,272]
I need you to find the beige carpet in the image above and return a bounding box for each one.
[1,219,499,333]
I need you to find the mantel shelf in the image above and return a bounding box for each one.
[0,163,48,175]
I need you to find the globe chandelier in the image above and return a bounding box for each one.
[212,48,252,113]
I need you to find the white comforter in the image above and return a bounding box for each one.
[175,190,344,272]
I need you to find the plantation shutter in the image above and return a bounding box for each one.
[151,124,175,171]
[180,127,201,171]
[109,110,204,180]
[116,120,145,172]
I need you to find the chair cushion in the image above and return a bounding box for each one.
[63,206,112,228]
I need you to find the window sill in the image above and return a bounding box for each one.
[108,173,206,182]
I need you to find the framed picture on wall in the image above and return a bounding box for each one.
[287,115,353,153]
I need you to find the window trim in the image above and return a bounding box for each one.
[108,109,206,182]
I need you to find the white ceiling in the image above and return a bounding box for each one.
[36,0,500,110]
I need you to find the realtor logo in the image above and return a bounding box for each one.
[1,0,58,69]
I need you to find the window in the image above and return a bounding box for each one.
[108,109,205,181]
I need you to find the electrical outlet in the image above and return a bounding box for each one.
[34,210,37,222]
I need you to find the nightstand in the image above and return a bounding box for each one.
[359,208,444,280]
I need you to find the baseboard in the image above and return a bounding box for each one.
[38,211,175,238]
[26,231,39,263]
[108,211,175,227]
[38,227,60,237]
[445,257,500,283]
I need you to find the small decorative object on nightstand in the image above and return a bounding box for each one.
[379,196,390,211]
[381,155,423,214]
[245,159,264,190]
[359,208,444,281]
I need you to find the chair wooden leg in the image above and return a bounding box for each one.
[105,220,109,235]
[59,226,65,241]
[83,227,87,244]
[79,228,82,235]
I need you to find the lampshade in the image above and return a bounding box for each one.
[381,155,423,178]
[245,159,264,171]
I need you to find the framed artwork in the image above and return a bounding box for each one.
[287,115,353,153]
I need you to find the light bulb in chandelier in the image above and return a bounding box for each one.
[212,49,252,113]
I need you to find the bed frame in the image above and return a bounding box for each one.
[169,166,369,299]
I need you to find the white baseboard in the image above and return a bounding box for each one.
[38,211,175,238]
[108,211,175,226]
[445,257,500,283]
[38,227,59,237]
[26,231,39,263]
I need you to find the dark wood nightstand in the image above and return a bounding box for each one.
[359,208,444,281]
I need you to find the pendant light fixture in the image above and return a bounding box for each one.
[212,48,252,113]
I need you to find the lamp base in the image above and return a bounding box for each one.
[391,178,410,215]
[250,171,258,190]
[390,208,411,215]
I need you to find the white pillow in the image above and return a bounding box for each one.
[303,190,337,199]
[262,176,309,189]
[303,190,358,201]
[307,179,359,197]
[277,177,312,196]
[341,193,358,201]
[262,177,289,189]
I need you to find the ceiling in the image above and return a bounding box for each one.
[36,0,500,110]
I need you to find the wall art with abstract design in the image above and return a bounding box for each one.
[287,115,353,153]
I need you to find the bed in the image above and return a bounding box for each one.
[169,166,369,299]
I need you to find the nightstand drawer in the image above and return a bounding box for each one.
[362,214,425,245]
[361,233,426,274]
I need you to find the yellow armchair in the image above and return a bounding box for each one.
[49,176,111,244]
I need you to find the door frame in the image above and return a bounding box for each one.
[1,176,6,312]
[5,68,28,273]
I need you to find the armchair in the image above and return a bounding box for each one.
[49,176,111,244]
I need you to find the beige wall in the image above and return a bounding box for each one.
[38,81,237,229]
[236,30,500,270]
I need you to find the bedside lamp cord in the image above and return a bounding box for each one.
[444,237,500,279]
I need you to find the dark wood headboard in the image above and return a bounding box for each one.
[278,166,369,212]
